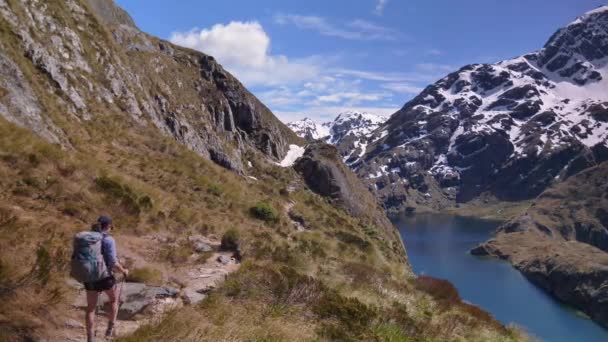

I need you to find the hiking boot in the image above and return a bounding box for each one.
[105,322,115,338]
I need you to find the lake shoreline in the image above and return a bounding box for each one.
[395,213,608,342]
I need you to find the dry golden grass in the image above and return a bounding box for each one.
[0,1,533,339]
[0,112,529,341]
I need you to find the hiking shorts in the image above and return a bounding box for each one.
[84,276,116,292]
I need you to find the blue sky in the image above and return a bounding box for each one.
[115,0,604,123]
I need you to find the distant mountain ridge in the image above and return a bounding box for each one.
[288,111,386,163]
[350,6,608,212]
[286,117,331,141]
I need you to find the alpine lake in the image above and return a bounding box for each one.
[394,213,608,342]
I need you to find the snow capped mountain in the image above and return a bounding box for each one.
[355,6,608,211]
[286,117,330,141]
[328,111,386,143]
[288,111,387,163]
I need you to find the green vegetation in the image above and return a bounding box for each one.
[250,201,279,223]
[206,183,223,197]
[95,176,154,217]
[220,228,240,251]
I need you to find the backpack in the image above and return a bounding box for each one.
[70,231,110,283]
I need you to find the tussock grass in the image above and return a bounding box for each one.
[250,201,279,223]
[0,46,527,340]
[126,267,163,286]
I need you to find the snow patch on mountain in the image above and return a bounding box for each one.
[288,111,387,164]
[286,118,330,141]
[278,144,306,167]
[354,6,608,209]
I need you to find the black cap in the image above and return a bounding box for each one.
[97,215,113,228]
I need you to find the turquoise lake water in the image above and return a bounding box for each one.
[394,213,608,342]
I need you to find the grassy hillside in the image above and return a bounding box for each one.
[0,116,527,341]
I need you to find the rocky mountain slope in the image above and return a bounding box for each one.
[0,1,525,341]
[0,0,302,174]
[471,161,608,327]
[353,6,608,213]
[288,111,386,164]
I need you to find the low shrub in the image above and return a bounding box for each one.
[94,176,141,215]
[334,231,371,251]
[250,202,278,223]
[159,244,192,265]
[220,228,240,251]
[362,225,378,238]
[313,289,377,339]
[61,205,79,217]
[127,267,163,285]
[207,183,223,197]
[459,302,505,332]
[137,196,153,211]
[343,261,386,285]
[372,323,411,342]
[296,238,326,259]
[0,208,17,228]
[414,276,460,311]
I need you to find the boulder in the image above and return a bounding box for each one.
[217,255,231,265]
[294,143,375,218]
[192,241,213,253]
[73,282,179,320]
[182,289,206,305]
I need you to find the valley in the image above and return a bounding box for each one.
[287,4,608,335]
[0,0,606,341]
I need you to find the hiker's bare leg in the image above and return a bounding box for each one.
[105,285,119,324]
[85,290,99,339]
[103,285,119,337]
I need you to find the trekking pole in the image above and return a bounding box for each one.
[118,273,125,312]
[95,292,100,338]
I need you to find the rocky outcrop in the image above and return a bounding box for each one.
[73,282,179,320]
[0,0,302,173]
[352,6,608,212]
[472,162,608,327]
[293,143,395,234]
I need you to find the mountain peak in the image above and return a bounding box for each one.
[354,5,608,212]
[539,4,608,72]
[568,5,608,26]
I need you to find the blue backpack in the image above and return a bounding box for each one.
[70,231,109,283]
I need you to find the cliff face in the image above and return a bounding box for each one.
[293,143,407,264]
[0,0,301,173]
[472,162,608,327]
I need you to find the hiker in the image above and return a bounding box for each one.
[71,215,129,341]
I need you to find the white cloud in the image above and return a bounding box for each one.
[169,20,429,125]
[373,0,389,16]
[332,68,445,83]
[425,48,442,56]
[317,91,390,104]
[170,21,320,86]
[416,63,454,72]
[381,83,424,94]
[274,14,397,41]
